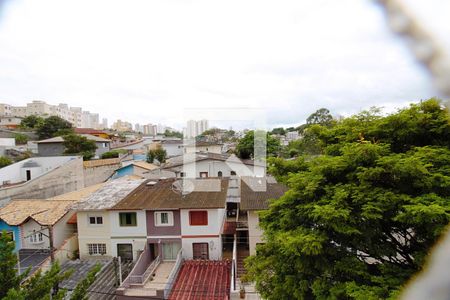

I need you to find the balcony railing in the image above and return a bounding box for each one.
[163,249,184,298]
[129,255,160,285]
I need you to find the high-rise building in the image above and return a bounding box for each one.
[0,100,104,129]
[185,119,209,138]
[143,124,158,136]
[101,118,108,129]
[112,119,133,132]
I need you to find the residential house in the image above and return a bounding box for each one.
[114,177,229,299]
[0,116,22,129]
[162,152,266,178]
[37,134,111,158]
[0,156,84,207]
[0,199,77,274]
[73,177,145,261]
[183,141,222,154]
[146,139,184,158]
[74,128,110,139]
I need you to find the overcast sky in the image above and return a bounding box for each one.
[0,0,447,130]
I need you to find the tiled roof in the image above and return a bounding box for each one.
[73,177,145,210]
[74,128,107,135]
[0,200,75,226]
[37,134,110,143]
[49,183,105,201]
[240,177,288,210]
[83,158,120,168]
[112,178,229,210]
[169,260,231,300]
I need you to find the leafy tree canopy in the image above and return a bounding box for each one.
[13,133,28,145]
[236,130,281,159]
[0,231,100,300]
[0,156,13,168]
[306,107,334,126]
[36,116,73,140]
[20,115,45,129]
[101,151,120,159]
[245,99,450,299]
[63,134,97,161]
[164,129,183,139]
[147,147,167,164]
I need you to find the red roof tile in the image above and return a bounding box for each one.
[74,128,107,135]
[169,260,231,300]
[66,213,77,224]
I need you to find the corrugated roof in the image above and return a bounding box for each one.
[169,260,231,300]
[73,177,145,210]
[112,178,228,210]
[37,134,110,143]
[0,200,75,226]
[240,177,288,210]
[49,183,105,201]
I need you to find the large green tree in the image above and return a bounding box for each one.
[245,99,450,299]
[236,130,281,159]
[36,116,73,140]
[0,231,100,300]
[20,115,44,129]
[63,134,97,161]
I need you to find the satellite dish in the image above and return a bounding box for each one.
[172,179,194,195]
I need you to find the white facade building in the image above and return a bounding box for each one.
[0,100,103,129]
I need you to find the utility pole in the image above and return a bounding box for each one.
[48,225,58,297]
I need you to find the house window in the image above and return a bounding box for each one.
[155,211,174,226]
[119,212,137,226]
[199,172,208,178]
[189,211,208,226]
[230,171,236,176]
[89,216,103,225]
[218,171,223,177]
[180,172,185,178]
[87,243,107,255]
[30,232,43,244]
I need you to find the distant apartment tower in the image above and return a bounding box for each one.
[112,119,132,132]
[0,104,12,116]
[143,124,157,136]
[185,119,209,138]
[101,118,108,129]
[0,100,103,129]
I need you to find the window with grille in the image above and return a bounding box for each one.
[189,211,208,226]
[155,211,174,226]
[88,243,107,255]
[30,232,43,244]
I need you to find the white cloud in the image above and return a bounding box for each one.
[0,0,441,129]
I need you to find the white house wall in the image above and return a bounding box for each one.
[77,211,112,259]
[247,211,264,255]
[53,211,77,249]
[21,219,50,250]
[180,209,225,236]
[182,237,222,260]
[179,160,265,178]
[109,210,147,238]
